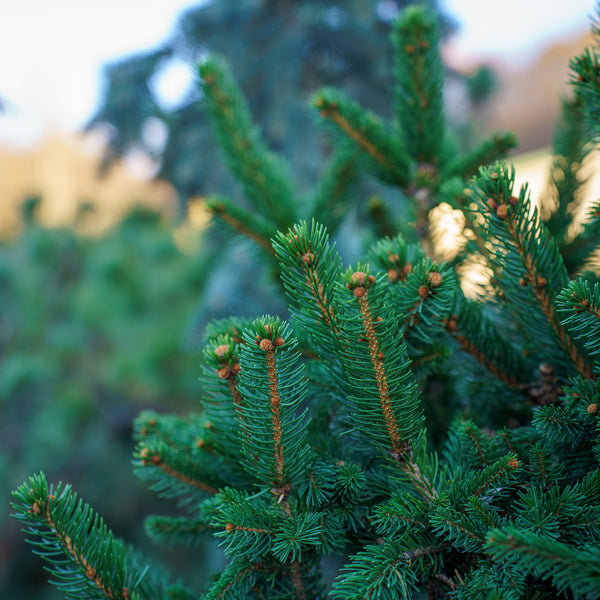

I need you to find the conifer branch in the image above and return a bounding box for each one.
[445,316,521,388]
[344,270,437,502]
[11,474,149,600]
[471,164,592,378]
[264,343,286,487]
[312,89,411,187]
[137,445,220,496]
[357,290,403,458]
[198,57,297,229]
[447,132,518,180]
[206,196,276,254]
[393,6,446,165]
[502,209,591,378]
[486,527,600,597]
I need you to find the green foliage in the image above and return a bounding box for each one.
[12,4,600,600]
[1,205,213,599]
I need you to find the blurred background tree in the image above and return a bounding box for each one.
[87,0,457,214]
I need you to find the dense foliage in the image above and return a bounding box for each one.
[1,204,212,599]
[11,4,600,600]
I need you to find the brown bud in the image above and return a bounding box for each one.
[508,458,519,469]
[519,277,528,287]
[86,565,96,579]
[368,274,376,284]
[588,403,598,414]
[259,338,274,351]
[418,285,429,297]
[215,344,230,358]
[217,366,230,379]
[446,315,458,332]
[225,522,235,533]
[140,447,150,459]
[377,352,384,361]
[273,336,285,347]
[122,588,130,600]
[152,454,161,465]
[496,204,508,219]
[509,195,518,206]
[353,287,366,299]
[487,197,498,211]
[148,418,157,427]
[302,252,314,264]
[403,262,413,276]
[196,438,204,448]
[536,276,547,288]
[387,268,399,282]
[231,362,241,374]
[351,271,367,285]
[405,43,415,54]
[428,271,443,287]
[32,501,41,515]
[376,316,383,322]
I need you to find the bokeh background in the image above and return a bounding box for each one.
[1,0,597,597]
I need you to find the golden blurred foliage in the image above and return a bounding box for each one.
[0,131,178,238]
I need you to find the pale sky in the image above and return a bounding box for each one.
[0,0,596,147]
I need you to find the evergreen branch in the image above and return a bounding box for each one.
[236,317,311,488]
[330,539,442,599]
[340,267,437,501]
[204,334,245,418]
[486,527,600,598]
[445,295,529,389]
[446,132,518,180]
[273,221,345,348]
[204,558,261,600]
[372,492,429,537]
[11,473,145,600]
[570,21,600,142]
[430,507,487,553]
[368,234,424,285]
[452,563,525,600]
[392,5,446,165]
[556,279,600,371]
[206,195,276,254]
[198,56,298,230]
[388,258,456,348]
[470,164,592,378]
[135,439,221,503]
[312,88,412,187]
[144,515,215,546]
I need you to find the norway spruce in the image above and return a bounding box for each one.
[12,5,600,599]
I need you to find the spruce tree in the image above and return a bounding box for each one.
[11,5,600,599]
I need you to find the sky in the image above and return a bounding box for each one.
[0,0,596,148]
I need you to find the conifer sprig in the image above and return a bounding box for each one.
[312,88,412,187]
[392,5,446,166]
[236,317,311,489]
[11,473,186,600]
[470,163,592,378]
[198,56,298,231]
[486,527,600,598]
